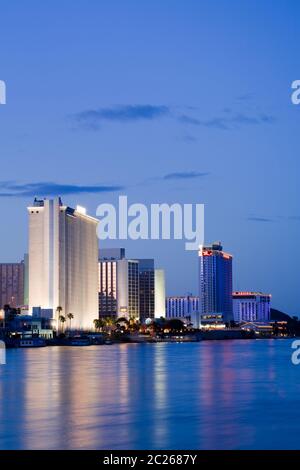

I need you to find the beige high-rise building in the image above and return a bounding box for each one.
[28,197,98,330]
[154,269,166,318]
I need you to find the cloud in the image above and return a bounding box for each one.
[248,215,300,223]
[236,93,254,101]
[163,171,209,180]
[178,115,201,126]
[74,104,170,129]
[178,112,275,130]
[72,101,275,134]
[247,216,273,223]
[0,182,124,197]
[180,134,197,143]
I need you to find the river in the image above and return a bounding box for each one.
[0,339,299,449]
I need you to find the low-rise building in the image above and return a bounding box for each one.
[233,292,271,323]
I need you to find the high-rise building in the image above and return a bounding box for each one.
[232,292,271,323]
[154,269,166,318]
[137,259,155,322]
[0,261,25,308]
[98,250,165,322]
[117,258,139,320]
[23,253,29,306]
[98,258,118,318]
[98,249,139,320]
[28,197,98,330]
[198,242,233,324]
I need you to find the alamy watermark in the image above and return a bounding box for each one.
[96,196,204,251]
[0,80,6,105]
[291,340,300,365]
[291,80,300,105]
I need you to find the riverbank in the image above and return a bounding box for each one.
[3,327,293,348]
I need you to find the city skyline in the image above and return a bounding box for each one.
[0,1,299,316]
[0,196,289,319]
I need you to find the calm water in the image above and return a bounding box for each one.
[0,339,299,450]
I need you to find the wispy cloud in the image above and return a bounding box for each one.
[247,216,273,223]
[236,93,254,102]
[180,134,197,143]
[74,105,170,130]
[163,171,209,180]
[178,115,201,126]
[72,99,275,135]
[248,215,300,223]
[178,112,275,130]
[0,182,124,197]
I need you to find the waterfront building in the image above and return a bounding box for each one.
[165,294,199,327]
[166,295,200,319]
[28,197,99,330]
[154,269,166,318]
[117,258,139,320]
[8,314,53,339]
[23,253,29,306]
[0,261,25,308]
[99,248,139,320]
[232,291,271,323]
[98,257,118,318]
[198,241,233,324]
[99,249,165,322]
[137,259,155,322]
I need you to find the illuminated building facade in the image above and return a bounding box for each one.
[28,197,99,330]
[98,259,118,318]
[232,291,271,323]
[98,249,139,320]
[198,242,233,323]
[117,259,139,320]
[0,261,25,308]
[166,295,199,319]
[138,259,155,322]
[154,269,166,318]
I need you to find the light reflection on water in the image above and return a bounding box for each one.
[0,339,299,449]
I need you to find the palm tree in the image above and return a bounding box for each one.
[59,315,66,333]
[55,306,63,332]
[103,316,115,334]
[67,313,74,331]
[94,318,104,332]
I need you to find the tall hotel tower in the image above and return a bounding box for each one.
[98,249,139,320]
[28,198,98,330]
[198,242,233,324]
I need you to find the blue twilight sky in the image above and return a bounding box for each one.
[0,0,299,315]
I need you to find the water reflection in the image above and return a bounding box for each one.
[0,340,299,449]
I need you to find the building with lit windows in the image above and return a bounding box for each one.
[0,261,25,308]
[198,242,233,324]
[99,248,139,320]
[99,249,165,322]
[28,197,99,330]
[137,259,155,322]
[166,295,200,319]
[232,292,271,323]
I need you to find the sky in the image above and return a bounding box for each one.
[0,0,299,315]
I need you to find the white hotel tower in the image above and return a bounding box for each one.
[28,197,98,330]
